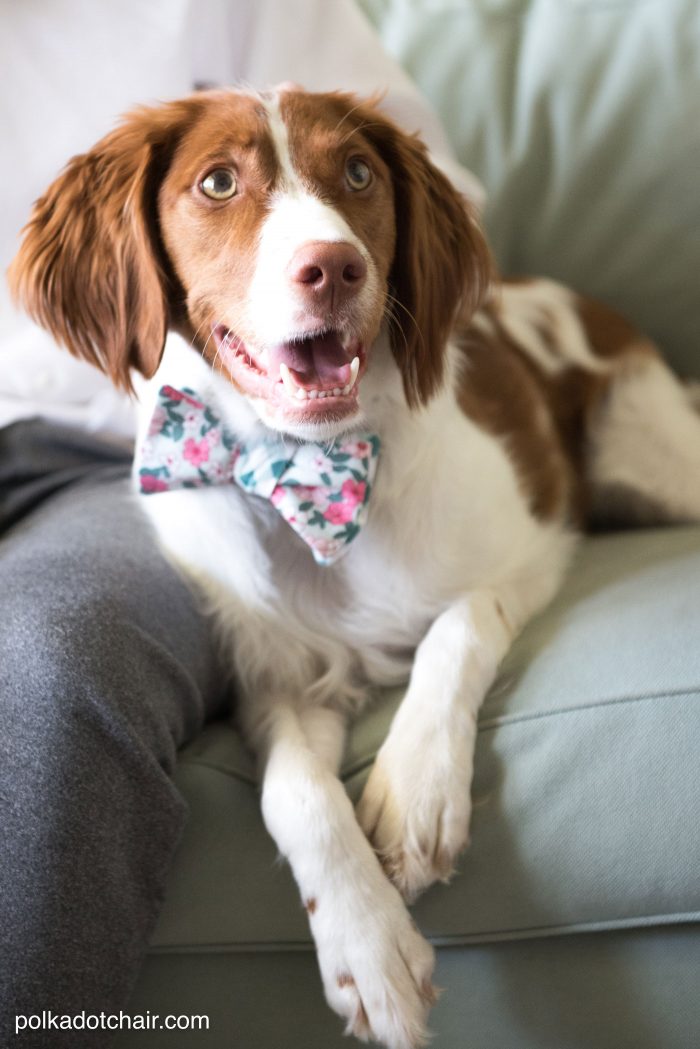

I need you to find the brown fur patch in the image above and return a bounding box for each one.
[280,91,397,299]
[157,92,279,371]
[457,308,578,521]
[575,293,657,361]
[457,282,662,524]
[282,90,492,407]
[7,97,211,389]
[7,91,277,391]
[337,972,355,988]
[304,897,317,915]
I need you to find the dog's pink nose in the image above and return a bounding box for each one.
[288,241,367,310]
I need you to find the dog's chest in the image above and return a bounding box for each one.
[269,400,552,680]
[139,362,566,692]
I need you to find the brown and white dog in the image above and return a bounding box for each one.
[10,87,700,1049]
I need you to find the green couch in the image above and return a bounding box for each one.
[118,3,700,1046]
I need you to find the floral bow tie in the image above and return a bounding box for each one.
[136,385,380,565]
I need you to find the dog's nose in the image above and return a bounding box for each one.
[288,241,367,310]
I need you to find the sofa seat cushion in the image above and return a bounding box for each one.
[151,525,700,951]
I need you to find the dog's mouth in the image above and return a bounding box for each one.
[211,325,365,417]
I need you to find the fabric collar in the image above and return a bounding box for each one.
[136,385,380,565]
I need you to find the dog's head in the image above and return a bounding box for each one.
[9,87,490,439]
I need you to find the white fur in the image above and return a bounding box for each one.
[588,355,700,521]
[246,97,382,348]
[357,590,518,902]
[261,704,436,1049]
[137,329,575,1047]
[494,279,611,374]
[133,106,700,1048]
[247,190,381,345]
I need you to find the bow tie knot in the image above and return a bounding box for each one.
[137,385,380,565]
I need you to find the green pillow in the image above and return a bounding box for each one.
[358,0,700,377]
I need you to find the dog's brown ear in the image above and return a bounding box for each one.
[8,100,197,391]
[365,113,492,407]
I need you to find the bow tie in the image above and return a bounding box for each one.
[136,385,380,565]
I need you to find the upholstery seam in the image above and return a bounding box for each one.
[477,685,700,732]
[149,910,700,955]
[179,687,700,784]
[341,687,700,781]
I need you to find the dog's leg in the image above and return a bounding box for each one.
[357,589,517,902]
[260,704,437,1049]
[588,356,700,525]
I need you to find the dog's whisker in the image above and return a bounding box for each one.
[196,320,226,376]
[384,292,425,355]
[338,121,385,148]
[187,317,210,351]
[332,100,368,136]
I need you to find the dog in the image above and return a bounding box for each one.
[10,86,700,1049]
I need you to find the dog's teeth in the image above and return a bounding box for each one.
[332,387,341,397]
[348,356,360,391]
[342,384,351,395]
[295,387,307,400]
[308,389,319,399]
[318,391,327,399]
[279,362,298,397]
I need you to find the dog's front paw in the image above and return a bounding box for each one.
[312,880,437,1049]
[356,729,473,902]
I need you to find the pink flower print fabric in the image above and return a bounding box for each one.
[137,385,380,565]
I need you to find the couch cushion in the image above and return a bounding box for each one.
[356,0,700,380]
[125,927,700,1049]
[152,525,700,950]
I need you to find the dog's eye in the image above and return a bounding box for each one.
[345,157,372,192]
[200,169,237,200]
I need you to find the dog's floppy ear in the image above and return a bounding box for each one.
[365,111,492,407]
[8,99,198,391]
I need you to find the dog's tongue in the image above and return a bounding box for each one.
[268,332,351,389]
